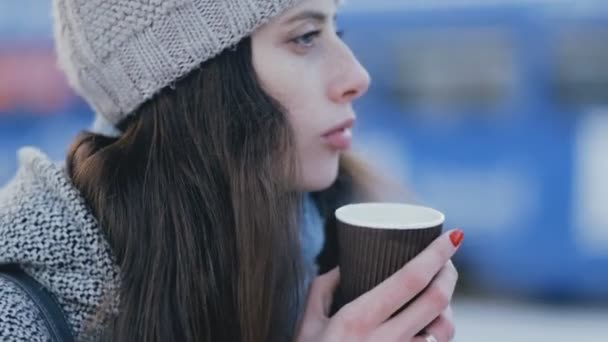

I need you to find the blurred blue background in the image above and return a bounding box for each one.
[1,0,607,340]
[343,0,608,300]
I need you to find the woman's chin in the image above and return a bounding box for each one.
[298,170,340,192]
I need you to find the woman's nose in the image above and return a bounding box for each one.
[328,49,371,104]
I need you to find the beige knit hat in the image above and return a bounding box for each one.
[52,0,301,126]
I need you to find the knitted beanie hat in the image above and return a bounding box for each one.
[52,0,301,127]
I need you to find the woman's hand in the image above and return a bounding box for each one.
[295,229,463,342]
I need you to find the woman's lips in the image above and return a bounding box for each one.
[322,118,355,150]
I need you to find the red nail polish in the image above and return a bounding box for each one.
[450,229,464,247]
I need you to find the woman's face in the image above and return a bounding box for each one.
[252,0,370,192]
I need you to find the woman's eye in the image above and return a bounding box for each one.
[293,30,321,47]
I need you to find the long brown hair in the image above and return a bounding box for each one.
[66,37,394,341]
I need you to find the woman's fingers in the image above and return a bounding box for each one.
[372,262,458,340]
[338,229,463,329]
[411,306,455,342]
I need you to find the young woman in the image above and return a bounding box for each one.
[0,0,462,341]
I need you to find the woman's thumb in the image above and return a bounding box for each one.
[308,267,340,316]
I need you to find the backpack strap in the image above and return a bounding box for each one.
[0,264,75,342]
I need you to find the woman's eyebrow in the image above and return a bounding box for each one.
[282,10,337,26]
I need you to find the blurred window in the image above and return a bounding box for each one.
[553,27,608,106]
[393,27,517,111]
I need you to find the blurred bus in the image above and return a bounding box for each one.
[341,0,608,301]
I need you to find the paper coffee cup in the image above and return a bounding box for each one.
[332,203,444,313]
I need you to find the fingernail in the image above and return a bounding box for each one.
[450,229,464,247]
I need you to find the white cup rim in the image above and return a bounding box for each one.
[335,203,445,230]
